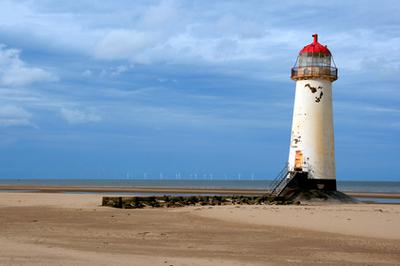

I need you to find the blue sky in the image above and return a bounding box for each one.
[0,0,399,180]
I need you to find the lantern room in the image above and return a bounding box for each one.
[291,34,338,82]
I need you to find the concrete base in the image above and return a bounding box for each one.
[286,171,337,191]
[278,172,353,203]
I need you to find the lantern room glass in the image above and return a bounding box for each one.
[298,52,332,67]
[291,52,338,81]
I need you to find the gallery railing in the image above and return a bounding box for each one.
[291,66,338,81]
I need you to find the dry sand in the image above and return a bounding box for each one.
[0,192,399,265]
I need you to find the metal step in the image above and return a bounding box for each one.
[269,168,298,197]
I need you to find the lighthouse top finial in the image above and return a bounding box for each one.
[299,33,331,56]
[313,34,318,43]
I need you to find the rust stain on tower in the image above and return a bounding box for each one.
[294,151,303,171]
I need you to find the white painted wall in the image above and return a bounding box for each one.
[288,79,336,180]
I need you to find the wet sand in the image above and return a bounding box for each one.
[0,192,399,265]
[0,185,399,199]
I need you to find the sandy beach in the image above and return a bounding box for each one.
[0,192,399,265]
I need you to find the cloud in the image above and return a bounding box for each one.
[89,2,182,62]
[82,69,92,77]
[0,44,57,87]
[140,0,181,28]
[0,105,33,126]
[110,65,130,76]
[60,107,102,125]
[90,1,300,65]
[0,0,398,77]
[336,102,400,115]
[94,30,159,61]
[95,86,289,130]
[363,106,400,114]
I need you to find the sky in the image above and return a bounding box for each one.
[0,0,399,180]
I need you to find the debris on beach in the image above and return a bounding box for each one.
[102,190,355,209]
[102,195,298,209]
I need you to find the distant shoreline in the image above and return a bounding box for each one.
[1,185,400,199]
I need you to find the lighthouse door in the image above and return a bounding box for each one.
[294,150,303,171]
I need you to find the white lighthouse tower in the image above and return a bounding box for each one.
[287,34,338,191]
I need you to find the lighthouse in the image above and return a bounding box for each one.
[287,34,338,191]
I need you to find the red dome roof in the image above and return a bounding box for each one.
[299,34,331,56]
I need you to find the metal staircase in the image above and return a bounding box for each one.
[269,164,296,197]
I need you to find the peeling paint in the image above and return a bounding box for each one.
[305,83,322,93]
[305,83,324,103]
[315,91,323,103]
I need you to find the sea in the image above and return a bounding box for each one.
[0,179,399,193]
[1,179,400,203]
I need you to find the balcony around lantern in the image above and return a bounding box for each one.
[291,66,338,82]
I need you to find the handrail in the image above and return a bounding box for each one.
[269,163,287,186]
[270,176,287,196]
[268,163,288,193]
[270,171,295,197]
[293,66,337,70]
